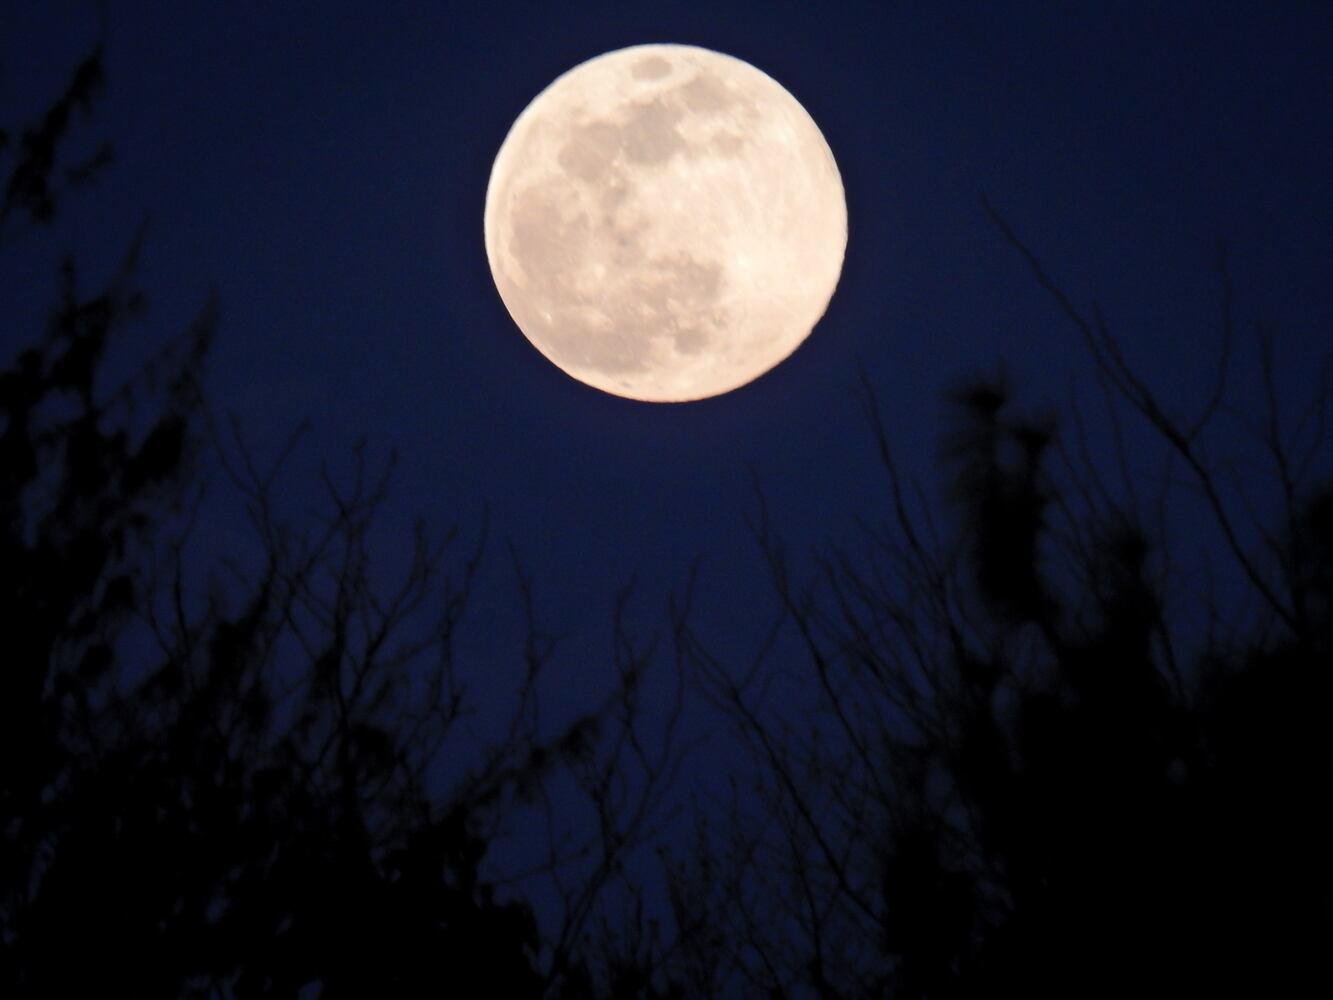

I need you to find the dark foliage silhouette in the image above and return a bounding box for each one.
[1,50,535,996]
[1,52,682,998]
[0,47,110,232]
[9,45,1330,1000]
[659,228,1332,995]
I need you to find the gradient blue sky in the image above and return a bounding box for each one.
[4,0,1332,921]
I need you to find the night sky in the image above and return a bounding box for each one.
[5,0,1332,940]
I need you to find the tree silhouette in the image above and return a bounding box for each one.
[660,218,1332,996]
[0,50,683,998]
[10,44,1329,1000]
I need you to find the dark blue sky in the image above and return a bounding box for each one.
[4,0,1332,923]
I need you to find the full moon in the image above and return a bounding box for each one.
[484,44,847,402]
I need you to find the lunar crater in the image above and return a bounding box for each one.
[632,56,673,81]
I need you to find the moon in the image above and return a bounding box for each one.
[483,44,847,402]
